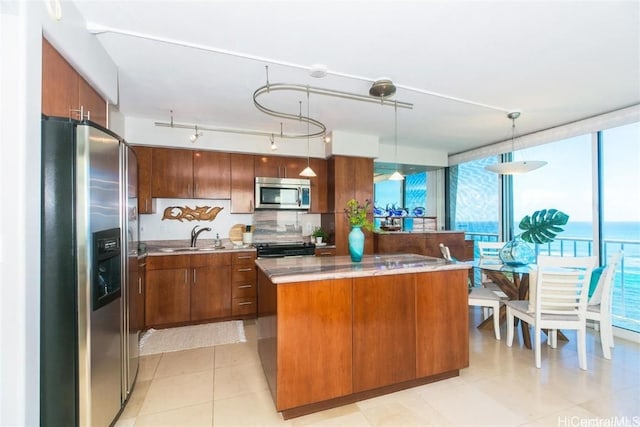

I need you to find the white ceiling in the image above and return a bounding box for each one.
[72,0,640,158]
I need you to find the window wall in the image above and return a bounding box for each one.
[448,120,640,334]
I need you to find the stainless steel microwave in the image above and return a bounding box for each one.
[255,177,311,210]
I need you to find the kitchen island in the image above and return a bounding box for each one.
[256,254,471,419]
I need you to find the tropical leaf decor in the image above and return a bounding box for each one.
[518,208,569,244]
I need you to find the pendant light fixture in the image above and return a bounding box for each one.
[388,101,404,181]
[485,111,547,174]
[299,90,317,177]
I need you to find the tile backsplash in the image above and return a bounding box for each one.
[139,198,319,242]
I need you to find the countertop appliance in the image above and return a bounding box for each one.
[40,116,138,426]
[255,177,311,210]
[255,241,316,258]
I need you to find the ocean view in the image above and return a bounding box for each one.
[457,221,640,333]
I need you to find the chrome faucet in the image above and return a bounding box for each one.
[190,225,211,247]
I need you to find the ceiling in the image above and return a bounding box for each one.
[72,0,639,161]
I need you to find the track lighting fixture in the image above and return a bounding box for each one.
[189,125,203,143]
[270,134,278,151]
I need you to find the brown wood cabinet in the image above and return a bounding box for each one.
[323,156,374,256]
[131,146,156,214]
[145,255,191,326]
[193,151,231,199]
[231,252,257,317]
[254,155,305,179]
[374,231,474,261]
[230,153,255,213]
[257,266,469,418]
[309,158,328,213]
[42,38,107,127]
[145,253,233,328]
[352,274,416,392]
[151,147,231,199]
[416,270,469,376]
[314,247,336,257]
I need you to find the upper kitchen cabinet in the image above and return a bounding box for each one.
[151,147,231,199]
[309,158,328,213]
[254,155,305,179]
[230,153,255,213]
[42,38,107,128]
[193,151,231,199]
[131,146,156,214]
[152,148,193,198]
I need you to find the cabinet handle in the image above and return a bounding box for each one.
[193,268,196,284]
[237,301,253,306]
[138,277,142,294]
[237,268,253,272]
[237,285,252,289]
[145,199,149,212]
[318,251,333,256]
[237,256,252,260]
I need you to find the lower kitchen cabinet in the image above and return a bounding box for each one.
[145,256,191,326]
[145,253,235,328]
[231,252,257,317]
[190,254,232,321]
[145,251,256,328]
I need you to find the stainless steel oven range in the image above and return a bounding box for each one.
[255,242,316,258]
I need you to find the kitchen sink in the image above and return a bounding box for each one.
[158,246,225,253]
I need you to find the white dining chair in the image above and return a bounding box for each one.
[477,241,505,291]
[440,243,503,340]
[586,252,622,359]
[506,255,597,370]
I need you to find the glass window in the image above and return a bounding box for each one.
[449,157,500,240]
[373,179,403,228]
[512,135,593,258]
[601,122,640,333]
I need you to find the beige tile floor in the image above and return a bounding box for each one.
[116,310,640,426]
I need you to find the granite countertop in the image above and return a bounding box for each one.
[143,239,256,256]
[256,253,470,284]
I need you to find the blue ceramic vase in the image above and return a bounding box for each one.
[348,226,365,262]
[499,235,536,265]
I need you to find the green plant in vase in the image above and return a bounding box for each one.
[344,199,373,262]
[501,208,569,265]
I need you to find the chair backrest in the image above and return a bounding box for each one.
[439,243,453,261]
[534,255,597,320]
[589,252,623,308]
[477,241,504,260]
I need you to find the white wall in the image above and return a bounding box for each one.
[0,2,119,424]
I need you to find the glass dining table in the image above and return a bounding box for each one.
[470,260,568,349]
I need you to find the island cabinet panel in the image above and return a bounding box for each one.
[230,153,255,213]
[275,279,353,410]
[415,270,469,377]
[352,275,417,392]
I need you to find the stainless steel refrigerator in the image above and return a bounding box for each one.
[40,116,138,426]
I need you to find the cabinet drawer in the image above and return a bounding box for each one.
[232,252,256,265]
[232,297,256,316]
[232,266,256,284]
[190,252,231,268]
[315,248,336,257]
[147,255,190,270]
[232,282,256,298]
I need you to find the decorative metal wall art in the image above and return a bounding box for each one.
[162,206,223,222]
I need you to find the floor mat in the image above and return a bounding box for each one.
[139,320,246,356]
